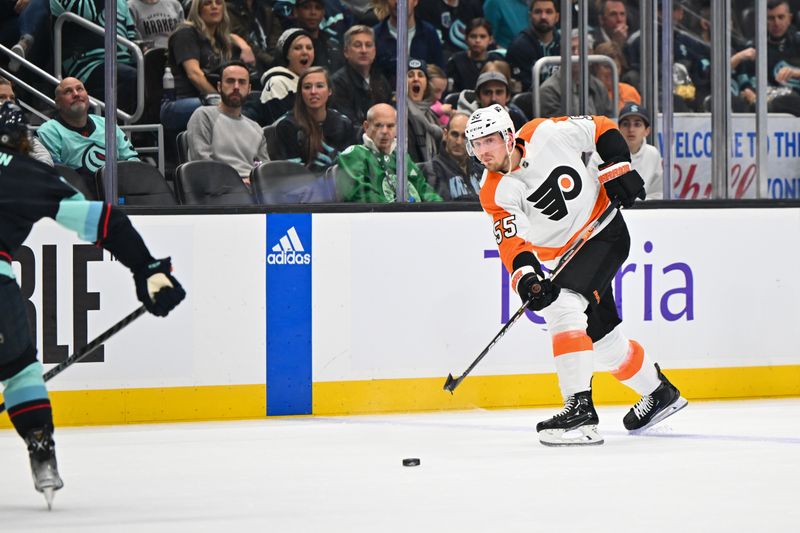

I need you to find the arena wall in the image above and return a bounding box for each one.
[1,208,798,427]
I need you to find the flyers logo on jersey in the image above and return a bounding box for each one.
[527,166,583,221]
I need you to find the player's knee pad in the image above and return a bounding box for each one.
[540,288,590,334]
[0,342,37,381]
[592,326,630,370]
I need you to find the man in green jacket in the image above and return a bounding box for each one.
[336,103,442,203]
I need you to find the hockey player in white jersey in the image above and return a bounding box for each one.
[466,104,687,446]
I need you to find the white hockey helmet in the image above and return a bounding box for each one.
[465,104,516,157]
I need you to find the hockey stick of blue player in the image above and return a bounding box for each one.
[0,306,147,415]
[443,199,621,394]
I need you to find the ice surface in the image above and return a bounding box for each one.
[2,399,799,532]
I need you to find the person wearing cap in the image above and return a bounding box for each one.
[244,27,315,126]
[589,103,662,200]
[506,0,562,92]
[406,58,443,163]
[475,70,528,130]
[371,0,444,84]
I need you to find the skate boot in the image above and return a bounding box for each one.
[24,427,64,510]
[623,364,688,432]
[536,390,604,446]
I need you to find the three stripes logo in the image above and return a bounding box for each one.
[267,226,311,265]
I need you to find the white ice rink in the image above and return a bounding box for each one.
[2,398,799,532]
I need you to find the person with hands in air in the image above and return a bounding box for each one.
[0,102,185,509]
[466,104,685,447]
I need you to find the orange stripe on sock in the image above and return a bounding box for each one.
[552,331,592,357]
[611,340,644,380]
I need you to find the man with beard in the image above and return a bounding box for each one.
[506,0,561,92]
[187,61,271,185]
[37,78,140,179]
[421,112,482,201]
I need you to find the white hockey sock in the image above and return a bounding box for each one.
[594,328,660,395]
[552,330,594,398]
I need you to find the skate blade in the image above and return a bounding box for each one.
[43,488,55,510]
[538,425,605,447]
[630,396,689,433]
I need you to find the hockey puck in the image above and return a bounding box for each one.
[402,458,421,467]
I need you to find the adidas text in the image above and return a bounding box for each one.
[267,251,311,265]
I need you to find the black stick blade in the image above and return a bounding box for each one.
[443,373,461,394]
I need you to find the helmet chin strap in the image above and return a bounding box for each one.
[503,130,514,174]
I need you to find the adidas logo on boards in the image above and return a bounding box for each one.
[267,226,312,265]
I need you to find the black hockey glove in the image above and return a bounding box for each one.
[133,257,186,317]
[517,273,560,312]
[602,168,646,208]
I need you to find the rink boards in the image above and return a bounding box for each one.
[1,208,799,427]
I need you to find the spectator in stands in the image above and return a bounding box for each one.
[454,59,514,114]
[38,78,139,177]
[592,41,640,112]
[414,0,483,56]
[161,0,244,133]
[50,0,140,114]
[273,0,354,45]
[227,0,282,76]
[421,111,481,201]
[289,0,345,72]
[506,0,561,92]
[446,18,504,94]
[406,58,443,163]
[372,0,444,83]
[592,0,629,49]
[427,64,452,126]
[245,28,314,126]
[330,25,391,130]
[735,0,800,116]
[336,103,441,202]
[482,0,527,49]
[128,0,186,50]
[1,0,49,72]
[0,77,52,166]
[539,31,613,118]
[186,61,269,184]
[474,70,527,129]
[274,66,354,173]
[589,103,662,200]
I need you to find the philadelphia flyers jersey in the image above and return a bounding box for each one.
[480,115,621,274]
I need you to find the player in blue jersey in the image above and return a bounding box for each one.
[0,102,186,509]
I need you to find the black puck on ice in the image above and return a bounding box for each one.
[402,458,421,467]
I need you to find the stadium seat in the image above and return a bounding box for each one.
[444,92,460,107]
[96,161,177,206]
[55,164,98,200]
[141,48,167,124]
[176,130,189,164]
[251,161,336,204]
[511,92,533,119]
[174,161,255,205]
[262,124,284,160]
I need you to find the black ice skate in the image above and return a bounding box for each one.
[623,364,688,432]
[24,427,64,510]
[536,389,604,446]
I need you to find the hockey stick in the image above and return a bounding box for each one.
[0,306,147,415]
[443,200,621,393]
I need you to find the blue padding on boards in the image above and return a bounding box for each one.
[266,214,312,415]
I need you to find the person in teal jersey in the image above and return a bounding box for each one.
[482,0,528,49]
[49,0,140,113]
[0,102,185,509]
[37,78,140,178]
